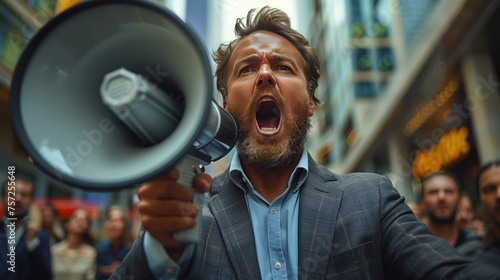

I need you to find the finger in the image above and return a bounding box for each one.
[138,200,199,217]
[142,216,197,235]
[26,223,39,231]
[193,173,213,193]
[137,169,181,200]
[138,180,194,201]
[149,169,180,182]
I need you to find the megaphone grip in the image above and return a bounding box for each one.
[172,155,208,243]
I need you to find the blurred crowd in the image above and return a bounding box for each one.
[407,160,500,267]
[0,176,141,280]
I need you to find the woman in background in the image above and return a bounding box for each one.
[458,193,485,237]
[96,205,132,280]
[51,208,97,280]
[40,202,65,245]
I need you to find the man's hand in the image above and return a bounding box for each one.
[137,168,212,259]
[469,219,486,237]
[25,221,39,242]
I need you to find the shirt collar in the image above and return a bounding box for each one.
[229,148,309,194]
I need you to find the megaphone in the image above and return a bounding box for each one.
[9,0,238,243]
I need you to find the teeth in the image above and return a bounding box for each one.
[257,97,274,110]
[261,127,277,131]
[260,97,273,102]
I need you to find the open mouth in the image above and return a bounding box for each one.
[256,97,281,133]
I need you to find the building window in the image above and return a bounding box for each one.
[354,82,376,98]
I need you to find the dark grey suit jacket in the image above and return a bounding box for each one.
[113,156,494,279]
[0,221,52,280]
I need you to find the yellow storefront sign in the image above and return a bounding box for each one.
[412,126,470,180]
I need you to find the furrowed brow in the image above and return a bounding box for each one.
[270,54,298,68]
[233,55,259,72]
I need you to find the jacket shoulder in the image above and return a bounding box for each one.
[333,172,388,185]
[320,170,391,193]
[307,154,389,188]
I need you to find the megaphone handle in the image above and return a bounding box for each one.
[172,155,208,243]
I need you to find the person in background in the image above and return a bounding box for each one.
[420,171,483,257]
[51,208,97,280]
[458,192,485,236]
[96,205,132,280]
[471,160,500,267]
[40,202,65,245]
[407,194,427,223]
[0,175,52,280]
[407,201,422,219]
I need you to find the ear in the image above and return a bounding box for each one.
[307,97,316,117]
[307,80,316,116]
[221,91,228,109]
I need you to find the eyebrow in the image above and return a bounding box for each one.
[232,53,299,73]
[233,54,260,73]
[480,182,496,190]
[270,53,297,66]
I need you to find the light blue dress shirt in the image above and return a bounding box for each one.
[144,149,309,279]
[229,149,309,279]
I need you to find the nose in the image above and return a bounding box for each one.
[437,190,446,200]
[15,192,23,202]
[256,64,276,87]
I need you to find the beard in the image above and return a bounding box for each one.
[4,205,30,220]
[428,209,457,225]
[234,106,311,170]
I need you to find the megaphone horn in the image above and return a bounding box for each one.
[9,0,238,243]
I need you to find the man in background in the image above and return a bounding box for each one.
[472,160,500,266]
[0,174,52,280]
[420,171,483,257]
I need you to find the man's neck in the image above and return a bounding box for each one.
[110,238,123,250]
[66,233,85,249]
[240,157,300,203]
[427,222,460,246]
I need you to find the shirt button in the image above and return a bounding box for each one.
[270,208,277,214]
[165,267,176,276]
[275,262,282,270]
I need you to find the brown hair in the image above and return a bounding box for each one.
[421,170,462,197]
[1,174,34,198]
[65,208,95,246]
[212,6,320,104]
[105,205,133,245]
[475,159,500,193]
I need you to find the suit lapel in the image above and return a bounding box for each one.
[298,158,343,279]
[208,171,261,279]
